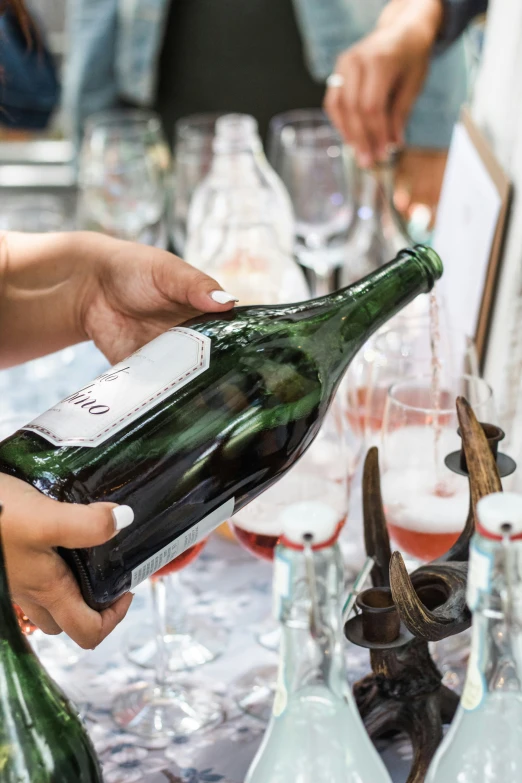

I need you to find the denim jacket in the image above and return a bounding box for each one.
[63,0,470,148]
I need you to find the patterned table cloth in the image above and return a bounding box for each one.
[36,534,417,783]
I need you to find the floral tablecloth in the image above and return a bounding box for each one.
[1,342,443,783]
[34,531,418,783]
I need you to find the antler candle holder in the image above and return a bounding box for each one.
[344,397,516,783]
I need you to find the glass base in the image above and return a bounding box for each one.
[125,619,228,672]
[112,681,224,740]
[234,665,277,723]
[256,624,280,653]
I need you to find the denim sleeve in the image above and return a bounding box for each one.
[62,0,120,144]
[437,0,489,49]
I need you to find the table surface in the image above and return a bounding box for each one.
[1,342,431,783]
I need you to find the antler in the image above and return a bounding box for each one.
[390,553,471,641]
[362,447,392,587]
[442,396,502,563]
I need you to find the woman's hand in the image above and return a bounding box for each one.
[0,231,237,367]
[77,236,237,364]
[324,0,444,167]
[1,473,135,648]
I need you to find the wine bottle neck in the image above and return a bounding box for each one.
[294,247,440,389]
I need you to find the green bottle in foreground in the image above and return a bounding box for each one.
[0,246,443,610]
[0,507,103,783]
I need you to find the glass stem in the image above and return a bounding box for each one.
[165,572,188,635]
[151,577,169,687]
[308,258,337,297]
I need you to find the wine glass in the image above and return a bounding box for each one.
[170,113,222,254]
[0,194,69,232]
[125,534,229,672]
[230,397,350,721]
[343,295,479,474]
[269,110,353,296]
[77,109,171,246]
[381,374,495,566]
[112,542,224,740]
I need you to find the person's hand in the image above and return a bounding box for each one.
[0,231,238,368]
[77,235,238,364]
[324,0,444,167]
[1,473,135,648]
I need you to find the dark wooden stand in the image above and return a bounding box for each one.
[344,398,512,782]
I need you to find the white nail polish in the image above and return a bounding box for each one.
[210,290,238,304]
[112,505,134,531]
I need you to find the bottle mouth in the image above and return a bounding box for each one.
[213,114,259,154]
[412,244,444,289]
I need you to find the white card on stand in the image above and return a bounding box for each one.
[432,121,502,345]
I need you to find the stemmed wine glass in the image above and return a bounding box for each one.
[77,109,171,246]
[342,294,479,475]
[112,542,224,740]
[380,374,495,685]
[268,110,353,296]
[230,398,350,721]
[170,113,222,254]
[381,374,495,565]
[125,534,229,672]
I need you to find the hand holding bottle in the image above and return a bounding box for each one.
[0,230,237,368]
[0,473,135,648]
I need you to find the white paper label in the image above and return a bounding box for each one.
[130,497,235,589]
[23,327,211,448]
[467,540,493,611]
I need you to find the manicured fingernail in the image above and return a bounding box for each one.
[210,290,239,304]
[357,153,372,169]
[112,505,134,531]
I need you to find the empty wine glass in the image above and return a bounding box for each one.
[0,194,69,232]
[125,536,229,672]
[170,113,222,254]
[112,543,224,740]
[381,374,495,566]
[269,110,353,296]
[230,397,350,721]
[78,109,171,245]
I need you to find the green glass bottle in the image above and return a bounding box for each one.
[0,246,442,610]
[0,508,103,782]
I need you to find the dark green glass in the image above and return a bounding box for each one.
[0,509,103,782]
[0,246,442,609]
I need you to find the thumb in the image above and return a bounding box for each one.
[155,252,239,312]
[35,498,134,549]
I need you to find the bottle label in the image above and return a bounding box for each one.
[22,328,211,448]
[129,497,235,589]
[467,539,494,610]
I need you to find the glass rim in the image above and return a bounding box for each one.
[269,108,328,131]
[175,112,224,141]
[84,109,163,134]
[387,373,493,415]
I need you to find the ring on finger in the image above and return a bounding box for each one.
[326,73,345,89]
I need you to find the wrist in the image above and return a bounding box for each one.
[378,0,444,49]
